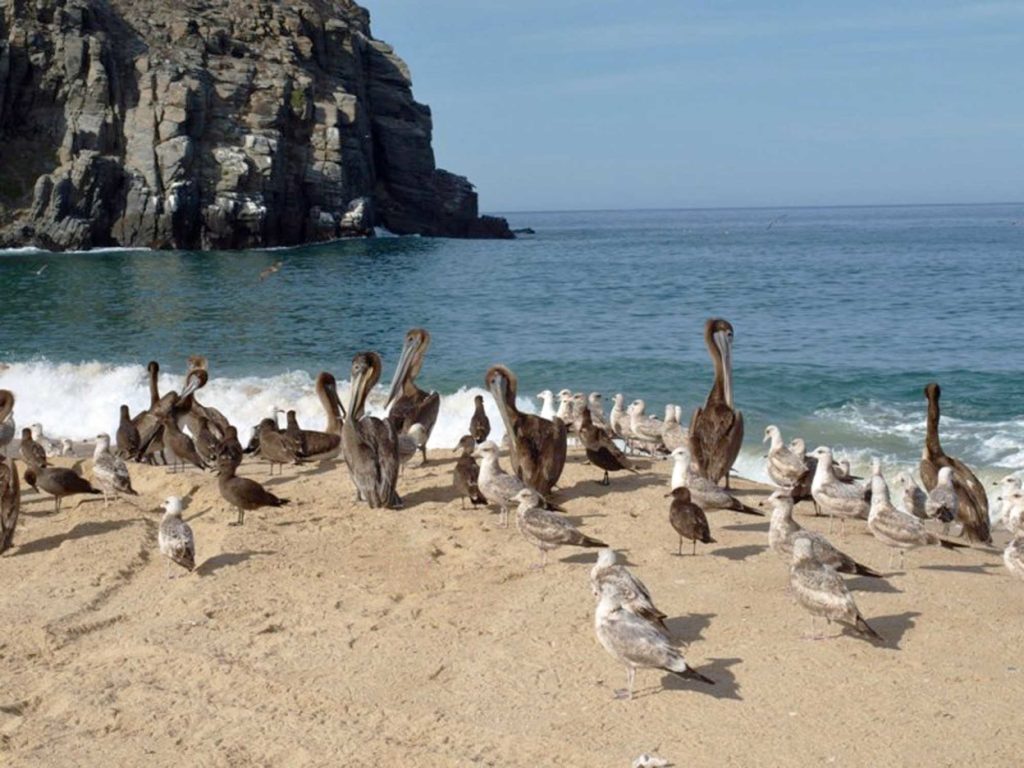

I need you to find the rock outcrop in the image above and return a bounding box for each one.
[0,0,512,250]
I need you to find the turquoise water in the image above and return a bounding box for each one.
[1,204,1023,480]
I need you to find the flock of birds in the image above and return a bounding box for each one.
[1,319,1022,700]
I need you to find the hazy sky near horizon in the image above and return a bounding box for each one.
[369,2,1024,212]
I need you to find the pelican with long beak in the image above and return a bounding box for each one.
[0,390,15,457]
[343,352,401,509]
[385,328,440,464]
[485,365,567,496]
[688,318,744,487]
[919,383,991,544]
[289,372,345,461]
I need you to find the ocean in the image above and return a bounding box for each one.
[2,204,1022,493]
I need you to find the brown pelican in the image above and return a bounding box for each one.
[788,538,881,641]
[217,456,289,525]
[175,368,231,439]
[19,427,47,469]
[132,361,168,463]
[452,435,487,508]
[1,454,19,554]
[512,488,605,568]
[0,390,15,457]
[868,467,967,569]
[343,352,401,509]
[589,549,669,632]
[667,487,714,556]
[158,496,195,577]
[385,328,441,464]
[23,466,101,513]
[594,578,713,700]
[579,407,637,485]
[767,491,881,578]
[256,418,303,474]
[470,394,491,443]
[92,434,139,505]
[485,365,567,496]
[288,372,344,461]
[689,318,744,487]
[920,383,991,543]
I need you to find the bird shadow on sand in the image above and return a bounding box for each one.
[842,611,921,650]
[720,521,770,533]
[558,473,665,503]
[261,476,294,489]
[665,612,715,644]
[559,550,605,565]
[659,656,743,701]
[709,544,766,561]
[196,549,276,576]
[401,484,462,507]
[919,563,1000,576]
[846,575,903,594]
[295,460,345,477]
[13,519,138,557]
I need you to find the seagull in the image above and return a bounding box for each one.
[30,423,60,457]
[925,466,959,529]
[763,425,807,489]
[92,433,139,506]
[594,579,713,699]
[810,446,869,535]
[893,471,928,519]
[259,260,284,281]
[660,405,687,453]
[474,440,532,528]
[667,486,714,556]
[867,465,967,569]
[627,400,665,453]
[158,496,195,577]
[788,537,881,641]
[767,491,881,578]
[590,549,669,631]
[1004,532,1024,581]
[669,448,762,515]
[512,488,604,568]
[996,476,1023,532]
[536,390,557,421]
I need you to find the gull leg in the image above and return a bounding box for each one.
[614,666,634,700]
[602,471,610,487]
[677,536,683,556]
[899,550,906,570]
[692,538,697,556]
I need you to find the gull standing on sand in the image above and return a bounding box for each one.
[627,400,665,453]
[767,491,881,578]
[894,471,928,519]
[579,407,638,486]
[669,448,762,516]
[925,467,959,528]
[589,549,669,631]
[92,433,139,506]
[19,427,48,469]
[588,393,608,430]
[469,394,490,443]
[23,466,101,513]
[996,476,1023,532]
[867,466,967,569]
[0,390,15,457]
[609,394,632,442]
[217,456,289,526]
[536,390,557,421]
[158,496,195,577]
[763,425,808,489]
[660,405,687,453]
[810,446,869,535]
[512,488,604,568]
[594,579,713,699]
[30,423,59,457]
[667,486,714,555]
[1004,532,1024,581]
[788,537,881,641]
[397,423,428,469]
[474,440,532,527]
[452,435,487,508]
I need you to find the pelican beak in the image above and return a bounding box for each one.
[714,330,733,408]
[488,374,517,450]
[348,363,368,419]
[179,373,202,402]
[385,336,419,411]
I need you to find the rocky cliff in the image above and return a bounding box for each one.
[0,0,512,250]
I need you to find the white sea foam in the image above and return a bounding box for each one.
[0,360,532,449]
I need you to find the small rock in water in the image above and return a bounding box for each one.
[633,754,670,768]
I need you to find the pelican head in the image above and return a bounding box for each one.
[161,496,184,516]
[485,365,518,448]
[180,368,207,401]
[385,328,430,410]
[706,318,736,408]
[924,382,941,402]
[317,371,345,420]
[348,351,382,419]
[147,360,160,376]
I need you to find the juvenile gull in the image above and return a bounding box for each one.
[588,393,608,431]
[763,425,808,489]
[469,394,490,443]
[23,466,101,513]
[867,468,967,569]
[158,496,195,577]
[894,471,928,519]
[767,491,881,578]
[667,487,714,555]
[628,399,665,452]
[579,407,638,486]
[999,489,1024,536]
[256,418,304,475]
[474,441,542,527]
[19,427,48,469]
[594,579,713,699]
[452,435,487,508]
[810,446,868,535]
[217,456,289,526]
[30,423,60,457]
[92,433,139,506]
[788,537,881,641]
[609,394,632,442]
[1004,532,1024,581]
[513,488,604,568]
[589,549,669,631]
[669,448,762,516]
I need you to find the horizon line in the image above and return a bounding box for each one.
[489,201,1024,216]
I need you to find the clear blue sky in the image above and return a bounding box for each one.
[369,1,1024,212]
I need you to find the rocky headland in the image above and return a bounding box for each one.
[0,0,512,250]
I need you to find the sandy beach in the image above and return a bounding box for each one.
[1,448,1021,766]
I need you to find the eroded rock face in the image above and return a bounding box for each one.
[0,0,512,250]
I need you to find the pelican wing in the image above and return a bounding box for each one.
[0,458,20,553]
[689,403,743,483]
